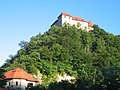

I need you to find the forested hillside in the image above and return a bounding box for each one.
[1,25,120,89]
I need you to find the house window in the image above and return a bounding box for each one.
[26,83,33,89]
[16,81,18,86]
[27,83,33,87]
[9,82,10,86]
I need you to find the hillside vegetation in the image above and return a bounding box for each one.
[1,25,120,89]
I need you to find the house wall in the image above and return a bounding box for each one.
[6,79,36,90]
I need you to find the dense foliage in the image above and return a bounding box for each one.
[1,25,120,89]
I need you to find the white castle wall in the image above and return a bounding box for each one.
[52,13,93,32]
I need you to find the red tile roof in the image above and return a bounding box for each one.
[61,12,72,17]
[4,67,37,82]
[88,21,93,27]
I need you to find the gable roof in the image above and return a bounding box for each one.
[4,67,37,82]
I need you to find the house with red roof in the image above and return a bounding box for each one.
[51,12,94,32]
[4,67,38,90]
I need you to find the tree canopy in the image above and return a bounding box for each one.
[1,25,120,89]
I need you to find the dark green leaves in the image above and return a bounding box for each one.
[1,25,120,89]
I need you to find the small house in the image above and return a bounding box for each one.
[4,67,38,90]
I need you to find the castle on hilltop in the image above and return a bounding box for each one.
[51,12,94,32]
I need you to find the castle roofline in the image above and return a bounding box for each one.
[58,12,93,26]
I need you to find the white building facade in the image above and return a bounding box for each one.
[4,68,39,90]
[52,12,94,32]
[6,79,36,90]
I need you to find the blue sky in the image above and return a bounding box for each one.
[0,0,120,66]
